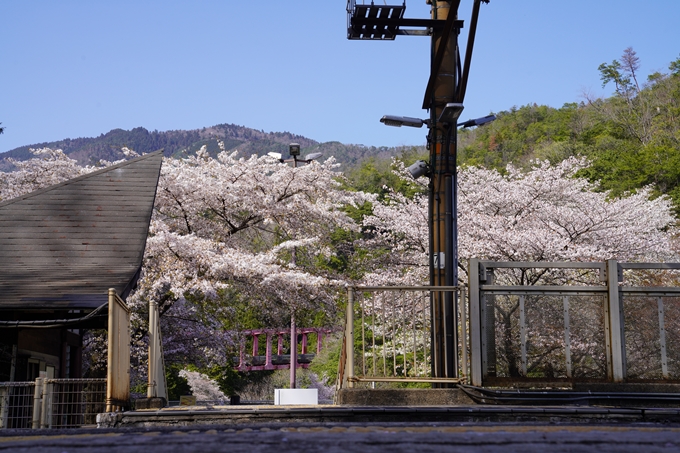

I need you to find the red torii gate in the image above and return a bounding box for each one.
[235,327,333,372]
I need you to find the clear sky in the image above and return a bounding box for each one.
[1,1,679,154]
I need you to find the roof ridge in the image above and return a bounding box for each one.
[0,149,164,208]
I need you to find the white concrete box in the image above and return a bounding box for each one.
[274,388,319,405]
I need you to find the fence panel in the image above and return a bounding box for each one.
[0,378,106,429]
[341,286,462,388]
[472,260,680,386]
[0,382,35,429]
[46,379,106,428]
[489,294,607,381]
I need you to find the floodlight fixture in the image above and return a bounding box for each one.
[457,114,496,128]
[407,160,430,179]
[437,103,464,124]
[289,143,301,157]
[304,152,323,161]
[380,115,426,128]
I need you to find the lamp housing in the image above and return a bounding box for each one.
[304,152,323,161]
[407,160,430,179]
[438,103,465,124]
[380,115,425,128]
[458,114,496,128]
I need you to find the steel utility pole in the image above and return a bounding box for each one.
[347,0,487,380]
[428,1,459,380]
[424,0,486,380]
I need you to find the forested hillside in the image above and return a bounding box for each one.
[0,123,415,170]
[458,49,680,212]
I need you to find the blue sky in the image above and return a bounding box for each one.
[1,1,679,154]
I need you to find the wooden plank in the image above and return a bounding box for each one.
[1,205,151,212]
[0,246,143,254]
[4,254,143,260]
[5,188,157,201]
[0,212,154,220]
[0,219,152,227]
[0,234,147,241]
[0,242,144,248]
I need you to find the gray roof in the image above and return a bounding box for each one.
[0,150,163,310]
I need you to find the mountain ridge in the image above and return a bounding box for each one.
[0,123,418,170]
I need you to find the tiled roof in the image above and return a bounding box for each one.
[0,150,163,310]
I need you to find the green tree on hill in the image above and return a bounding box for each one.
[457,50,680,214]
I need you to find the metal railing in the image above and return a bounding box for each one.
[0,378,106,429]
[339,286,465,390]
[235,328,333,372]
[0,382,35,429]
[469,259,680,387]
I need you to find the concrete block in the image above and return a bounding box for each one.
[274,388,318,405]
[134,397,167,410]
[336,388,474,406]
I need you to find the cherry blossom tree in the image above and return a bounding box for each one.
[0,148,90,201]
[126,144,366,383]
[361,157,678,378]
[0,145,367,388]
[5,146,678,383]
[178,369,227,403]
[363,157,677,285]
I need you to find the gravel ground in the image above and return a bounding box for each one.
[3,422,680,452]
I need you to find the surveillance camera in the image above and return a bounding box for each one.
[407,160,429,179]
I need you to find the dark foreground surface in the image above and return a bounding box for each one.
[3,422,680,452]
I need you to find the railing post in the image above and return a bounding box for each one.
[238,336,246,369]
[317,330,324,354]
[301,333,308,355]
[606,259,625,382]
[252,334,259,358]
[31,377,43,429]
[658,297,669,379]
[265,332,273,369]
[346,287,355,388]
[40,379,51,429]
[460,287,468,382]
[0,387,7,429]
[468,259,483,386]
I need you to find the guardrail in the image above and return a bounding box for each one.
[0,378,106,429]
[338,286,465,391]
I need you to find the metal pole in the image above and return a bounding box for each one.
[147,298,157,398]
[429,0,460,380]
[444,174,456,377]
[460,287,468,381]
[289,152,298,389]
[106,288,116,412]
[468,259,483,386]
[290,312,297,389]
[346,288,355,388]
[606,260,625,382]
